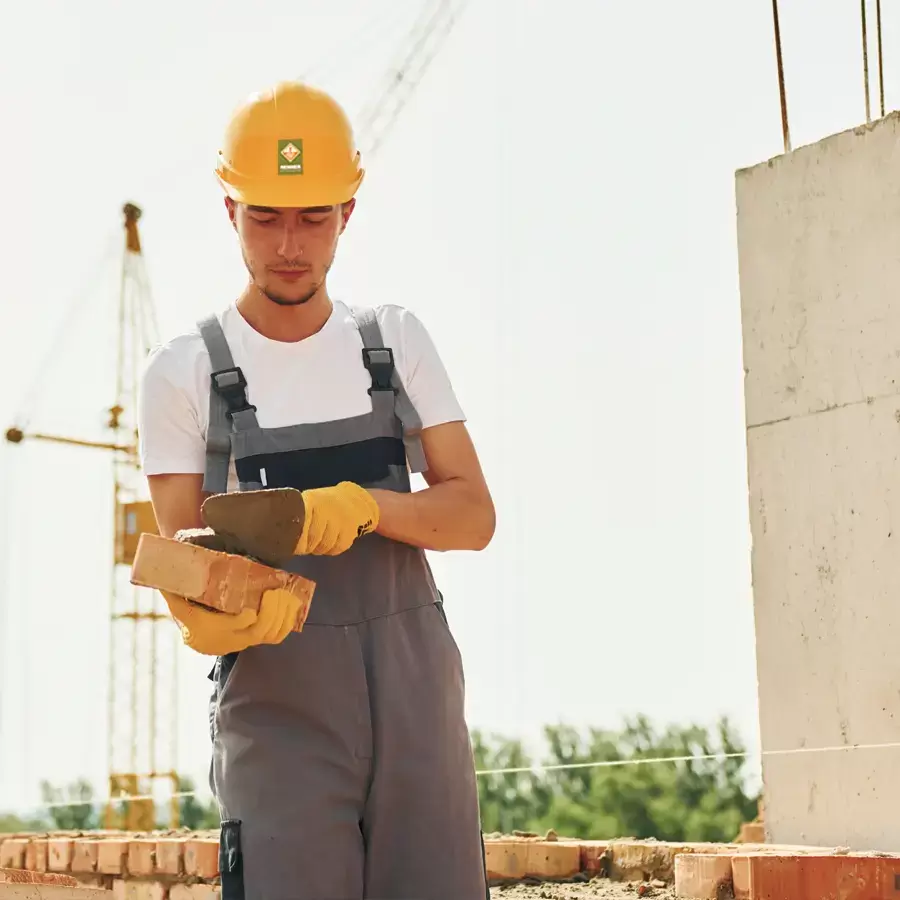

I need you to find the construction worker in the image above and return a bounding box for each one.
[137,81,496,898]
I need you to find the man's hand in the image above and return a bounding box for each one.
[294,481,380,556]
[199,481,379,562]
[162,587,302,656]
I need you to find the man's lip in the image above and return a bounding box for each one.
[272,269,310,279]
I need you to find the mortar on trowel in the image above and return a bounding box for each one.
[179,486,308,569]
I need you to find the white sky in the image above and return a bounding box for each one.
[0,0,888,813]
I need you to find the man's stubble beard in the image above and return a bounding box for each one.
[244,247,335,307]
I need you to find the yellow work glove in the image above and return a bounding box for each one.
[161,588,302,656]
[295,481,380,556]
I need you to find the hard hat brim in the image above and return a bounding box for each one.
[215,167,364,209]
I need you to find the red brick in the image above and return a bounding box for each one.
[183,838,218,879]
[525,841,581,879]
[126,839,156,876]
[47,839,73,873]
[732,853,900,900]
[154,838,184,875]
[71,839,100,873]
[0,869,79,886]
[97,840,129,875]
[0,840,26,869]
[484,841,527,881]
[609,840,727,883]
[130,533,315,630]
[24,838,47,873]
[674,853,734,898]
[579,840,610,876]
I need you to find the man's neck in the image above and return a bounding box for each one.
[236,284,334,343]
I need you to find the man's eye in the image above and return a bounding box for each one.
[252,217,277,225]
[303,216,328,225]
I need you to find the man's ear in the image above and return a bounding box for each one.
[340,198,356,233]
[225,197,238,231]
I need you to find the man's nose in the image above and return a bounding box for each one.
[278,225,305,261]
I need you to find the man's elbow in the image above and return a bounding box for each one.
[467,495,496,551]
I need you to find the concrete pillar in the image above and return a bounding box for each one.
[736,111,900,851]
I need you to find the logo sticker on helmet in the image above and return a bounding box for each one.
[278,140,304,175]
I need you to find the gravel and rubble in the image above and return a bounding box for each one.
[489,876,677,899]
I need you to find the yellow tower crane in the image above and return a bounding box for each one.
[5,202,176,830]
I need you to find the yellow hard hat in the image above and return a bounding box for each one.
[215,81,364,208]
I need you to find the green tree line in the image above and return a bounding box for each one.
[1,716,759,842]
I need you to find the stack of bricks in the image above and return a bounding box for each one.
[0,831,219,898]
[3,830,900,897]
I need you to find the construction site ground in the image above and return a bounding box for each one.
[489,877,676,898]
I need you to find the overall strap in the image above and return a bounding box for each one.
[197,314,260,494]
[349,306,427,473]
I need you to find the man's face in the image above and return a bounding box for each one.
[228,198,354,306]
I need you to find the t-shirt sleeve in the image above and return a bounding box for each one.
[397,309,466,430]
[138,343,207,475]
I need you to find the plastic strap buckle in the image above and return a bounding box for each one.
[210,366,257,419]
[362,347,398,395]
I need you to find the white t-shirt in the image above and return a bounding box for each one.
[137,300,465,488]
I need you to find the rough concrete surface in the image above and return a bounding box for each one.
[490,878,676,898]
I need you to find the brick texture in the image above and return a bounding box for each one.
[733,853,900,900]
[4,829,900,895]
[70,841,99,874]
[0,871,78,886]
[674,853,734,899]
[153,839,183,876]
[0,888,113,899]
[125,841,155,877]
[130,533,315,630]
[0,841,27,870]
[182,839,218,880]
[96,843,127,877]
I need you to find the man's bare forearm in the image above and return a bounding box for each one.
[369,479,495,552]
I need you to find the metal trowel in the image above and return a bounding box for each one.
[195,487,307,568]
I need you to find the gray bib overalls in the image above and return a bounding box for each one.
[198,307,490,899]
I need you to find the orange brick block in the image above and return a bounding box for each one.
[525,841,581,879]
[579,840,610,876]
[608,840,727,883]
[47,839,73,873]
[0,840,27,869]
[0,870,79,886]
[675,853,734,899]
[130,533,315,631]
[732,853,900,900]
[25,838,48,873]
[154,838,183,876]
[97,841,128,876]
[183,838,218,879]
[484,841,527,881]
[483,840,581,881]
[125,840,155,877]
[71,840,99,874]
